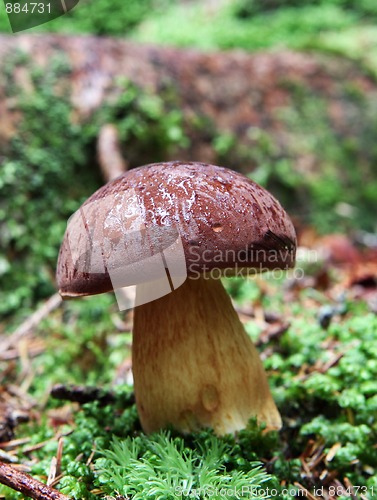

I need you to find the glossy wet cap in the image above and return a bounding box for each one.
[56,161,296,297]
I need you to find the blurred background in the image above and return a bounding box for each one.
[0,0,376,324]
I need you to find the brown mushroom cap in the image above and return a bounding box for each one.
[57,161,296,298]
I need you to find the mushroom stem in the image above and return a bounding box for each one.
[132,276,282,435]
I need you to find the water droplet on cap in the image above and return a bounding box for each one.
[212,223,223,233]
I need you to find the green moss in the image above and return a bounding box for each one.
[95,78,189,168]
[222,88,377,233]
[3,278,375,499]
[95,431,276,499]
[0,58,187,324]
[0,55,100,322]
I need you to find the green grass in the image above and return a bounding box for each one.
[132,2,358,50]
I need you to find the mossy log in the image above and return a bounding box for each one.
[0,34,376,174]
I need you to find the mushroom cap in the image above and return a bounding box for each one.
[57,161,296,297]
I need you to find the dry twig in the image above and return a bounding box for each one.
[0,461,71,500]
[0,293,62,355]
[50,384,115,405]
[97,123,128,182]
[294,482,319,500]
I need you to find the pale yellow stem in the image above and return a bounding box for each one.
[132,276,281,435]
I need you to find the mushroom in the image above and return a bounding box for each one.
[56,161,296,435]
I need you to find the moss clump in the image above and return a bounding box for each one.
[0,57,187,325]
[2,284,375,499]
[212,87,377,233]
[0,56,100,321]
